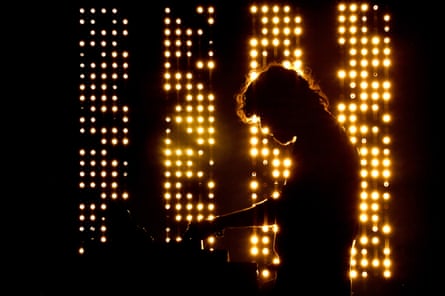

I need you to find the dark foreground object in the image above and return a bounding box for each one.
[49,242,258,296]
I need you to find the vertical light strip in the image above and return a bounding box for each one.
[162,5,217,245]
[247,3,304,286]
[248,4,303,71]
[78,7,130,255]
[336,2,393,280]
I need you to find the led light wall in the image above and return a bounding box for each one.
[244,1,393,283]
[336,2,393,280]
[74,2,393,285]
[77,7,130,255]
[247,4,304,71]
[245,2,304,285]
[162,5,217,245]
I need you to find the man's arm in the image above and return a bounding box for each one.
[183,198,276,241]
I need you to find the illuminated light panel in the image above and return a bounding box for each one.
[163,6,217,245]
[336,2,392,280]
[248,3,304,71]
[78,7,130,255]
[246,2,303,285]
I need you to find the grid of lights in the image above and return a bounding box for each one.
[162,6,217,244]
[77,7,130,255]
[74,2,393,287]
[248,4,304,72]
[246,2,304,285]
[336,2,393,280]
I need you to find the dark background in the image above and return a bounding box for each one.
[5,0,438,294]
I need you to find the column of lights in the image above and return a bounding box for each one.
[162,6,217,245]
[247,3,304,284]
[336,2,392,280]
[77,8,130,255]
[248,4,304,71]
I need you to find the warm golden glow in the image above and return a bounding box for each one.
[248,4,304,72]
[162,5,217,245]
[337,2,392,280]
[245,3,305,283]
